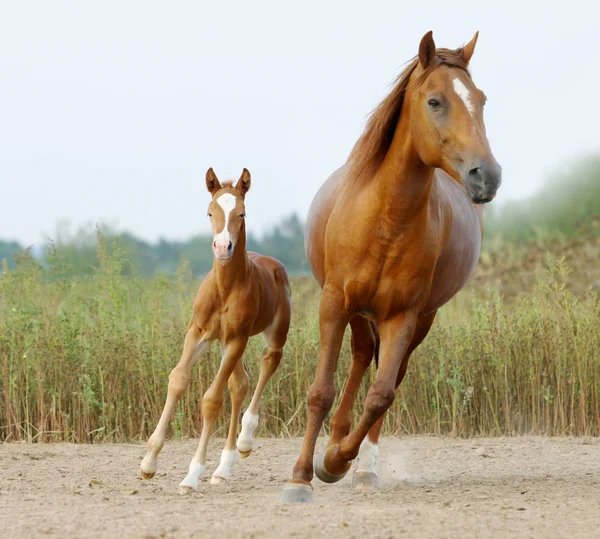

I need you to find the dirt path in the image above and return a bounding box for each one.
[1,436,599,538]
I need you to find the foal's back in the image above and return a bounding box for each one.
[192,252,291,341]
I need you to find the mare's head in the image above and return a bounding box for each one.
[205,168,251,264]
[410,31,501,203]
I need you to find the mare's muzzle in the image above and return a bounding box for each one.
[465,160,502,204]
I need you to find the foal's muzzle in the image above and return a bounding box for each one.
[213,239,233,262]
[465,160,502,204]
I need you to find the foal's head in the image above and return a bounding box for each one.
[205,168,251,264]
[410,31,502,203]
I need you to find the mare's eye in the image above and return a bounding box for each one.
[428,98,441,108]
[239,213,246,218]
[207,213,212,217]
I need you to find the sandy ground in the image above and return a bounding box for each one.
[1,436,599,538]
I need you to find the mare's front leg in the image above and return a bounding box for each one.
[140,324,208,479]
[179,337,248,494]
[281,286,349,503]
[315,311,417,482]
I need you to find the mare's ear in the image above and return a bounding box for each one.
[206,167,222,194]
[460,31,479,64]
[236,168,251,195]
[418,31,436,70]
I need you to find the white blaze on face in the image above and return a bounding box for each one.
[453,77,474,116]
[214,193,237,249]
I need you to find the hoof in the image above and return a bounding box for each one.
[314,447,349,484]
[140,469,155,480]
[280,483,314,503]
[238,448,252,459]
[178,485,196,496]
[210,475,226,485]
[352,471,379,489]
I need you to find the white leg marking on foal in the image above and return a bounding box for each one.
[214,193,237,245]
[211,449,239,482]
[453,77,474,116]
[237,411,259,452]
[355,438,378,474]
[179,460,207,489]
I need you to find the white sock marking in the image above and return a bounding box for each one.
[453,77,474,116]
[212,449,239,480]
[179,459,206,489]
[237,411,259,452]
[355,438,378,474]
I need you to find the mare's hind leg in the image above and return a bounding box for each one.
[237,305,290,457]
[140,323,208,480]
[210,359,249,484]
[351,311,437,489]
[179,337,248,494]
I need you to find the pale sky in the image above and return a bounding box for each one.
[1,1,598,246]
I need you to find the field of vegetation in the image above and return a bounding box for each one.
[1,155,599,443]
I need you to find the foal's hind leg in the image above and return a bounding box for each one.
[140,324,208,480]
[210,360,249,484]
[237,312,288,457]
[352,311,437,489]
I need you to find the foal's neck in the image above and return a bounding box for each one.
[213,225,249,294]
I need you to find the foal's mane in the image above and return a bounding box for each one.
[347,48,470,185]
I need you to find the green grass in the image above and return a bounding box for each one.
[1,232,598,442]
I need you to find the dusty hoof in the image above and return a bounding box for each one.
[352,471,379,489]
[210,475,227,485]
[238,448,252,459]
[280,483,314,503]
[314,447,349,484]
[140,469,155,480]
[178,485,196,496]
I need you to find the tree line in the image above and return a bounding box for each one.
[1,213,309,278]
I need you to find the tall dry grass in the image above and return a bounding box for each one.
[1,234,599,442]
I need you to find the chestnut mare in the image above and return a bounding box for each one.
[282,31,501,503]
[141,168,291,494]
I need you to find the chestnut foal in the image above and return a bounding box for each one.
[140,168,291,494]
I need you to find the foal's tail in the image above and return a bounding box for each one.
[370,321,380,369]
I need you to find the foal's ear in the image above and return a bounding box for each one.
[418,31,436,69]
[206,167,222,194]
[236,168,251,195]
[460,31,479,64]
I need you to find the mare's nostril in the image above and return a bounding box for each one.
[227,241,233,251]
[468,167,481,179]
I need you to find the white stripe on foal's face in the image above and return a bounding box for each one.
[452,77,474,116]
[213,193,237,259]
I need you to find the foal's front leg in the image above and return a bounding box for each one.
[210,359,249,484]
[179,337,248,494]
[140,325,208,479]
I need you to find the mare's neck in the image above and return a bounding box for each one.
[374,100,435,219]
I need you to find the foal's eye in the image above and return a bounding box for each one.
[207,213,212,217]
[428,98,441,108]
[239,213,246,218]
